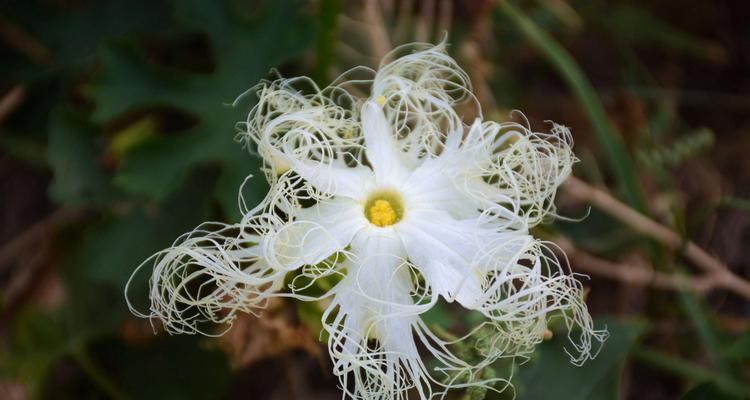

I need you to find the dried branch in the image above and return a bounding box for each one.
[363,1,392,62]
[554,236,717,293]
[0,207,86,271]
[0,85,25,125]
[0,17,51,64]
[414,0,435,42]
[563,176,750,299]
[436,0,453,39]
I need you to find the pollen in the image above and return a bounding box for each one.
[374,95,387,106]
[364,191,404,227]
[369,200,397,227]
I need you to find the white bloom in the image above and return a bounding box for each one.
[126,41,607,399]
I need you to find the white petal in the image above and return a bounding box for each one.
[268,197,367,270]
[289,158,375,200]
[397,209,532,308]
[396,210,487,308]
[347,226,414,306]
[361,101,411,186]
[323,232,433,399]
[399,120,496,220]
[401,156,481,220]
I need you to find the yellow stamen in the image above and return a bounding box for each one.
[374,95,387,106]
[368,199,397,227]
[364,190,403,227]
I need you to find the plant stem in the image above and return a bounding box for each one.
[564,176,750,299]
[634,349,750,397]
[72,347,128,400]
[313,0,340,85]
[677,292,732,376]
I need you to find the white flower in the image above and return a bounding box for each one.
[126,41,607,399]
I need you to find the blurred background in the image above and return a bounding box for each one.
[1,0,749,399]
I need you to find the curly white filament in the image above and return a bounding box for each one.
[126,39,607,399]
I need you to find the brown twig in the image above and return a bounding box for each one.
[461,40,495,115]
[414,0,435,42]
[0,207,86,271]
[436,0,453,38]
[563,176,750,299]
[392,0,414,44]
[3,239,51,304]
[0,85,26,125]
[554,236,717,293]
[362,0,392,62]
[0,17,51,64]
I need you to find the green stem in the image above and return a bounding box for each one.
[634,349,750,397]
[718,196,750,212]
[72,347,128,400]
[313,0,340,85]
[677,291,732,376]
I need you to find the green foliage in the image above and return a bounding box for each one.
[0,0,172,80]
[0,308,232,400]
[3,1,318,396]
[47,108,122,207]
[0,134,48,168]
[497,2,646,213]
[634,349,750,398]
[516,318,646,400]
[87,0,316,220]
[98,336,232,400]
[637,128,715,169]
[593,4,725,62]
[0,309,71,397]
[62,170,216,334]
[725,330,750,361]
[314,0,341,84]
[682,382,743,400]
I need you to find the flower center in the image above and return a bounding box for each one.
[369,200,397,227]
[364,191,403,227]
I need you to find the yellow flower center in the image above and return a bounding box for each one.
[364,191,403,227]
[374,95,387,106]
[369,200,397,227]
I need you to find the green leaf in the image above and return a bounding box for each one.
[677,291,732,376]
[516,318,646,400]
[88,44,210,121]
[633,349,750,397]
[0,308,72,397]
[62,170,215,335]
[0,133,48,168]
[598,4,726,62]
[47,108,122,207]
[718,197,750,213]
[0,0,173,81]
[87,0,316,220]
[682,382,742,400]
[725,329,750,360]
[313,0,341,84]
[100,336,231,400]
[15,334,232,400]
